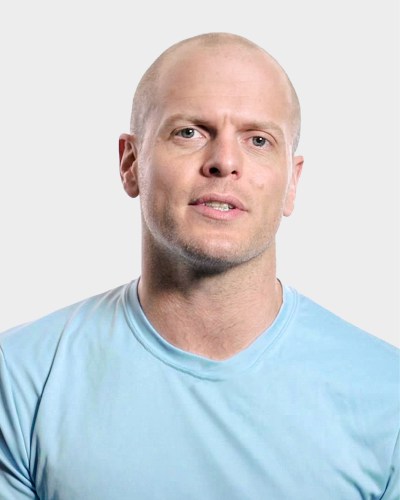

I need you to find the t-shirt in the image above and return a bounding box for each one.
[0,280,399,499]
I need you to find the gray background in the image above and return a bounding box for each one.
[0,0,398,347]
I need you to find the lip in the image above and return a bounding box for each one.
[189,193,247,211]
[188,193,247,221]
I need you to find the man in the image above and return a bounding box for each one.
[0,32,398,499]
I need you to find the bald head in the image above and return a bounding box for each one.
[130,32,301,151]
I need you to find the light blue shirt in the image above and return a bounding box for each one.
[0,281,399,499]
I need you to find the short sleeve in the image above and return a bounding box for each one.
[0,347,37,499]
[381,428,400,499]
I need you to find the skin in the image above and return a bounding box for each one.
[119,37,303,360]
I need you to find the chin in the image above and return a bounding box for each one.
[176,239,264,276]
[182,252,237,275]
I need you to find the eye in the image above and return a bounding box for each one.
[252,136,268,147]
[175,128,200,139]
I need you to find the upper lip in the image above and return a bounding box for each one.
[189,193,247,211]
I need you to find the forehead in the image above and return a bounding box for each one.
[153,44,293,127]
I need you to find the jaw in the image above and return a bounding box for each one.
[142,216,278,283]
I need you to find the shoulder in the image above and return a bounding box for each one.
[284,286,399,391]
[0,281,134,457]
[281,288,399,493]
[289,287,398,356]
[283,286,399,430]
[0,282,133,379]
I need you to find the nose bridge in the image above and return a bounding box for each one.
[202,126,241,178]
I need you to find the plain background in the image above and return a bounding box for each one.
[0,1,399,347]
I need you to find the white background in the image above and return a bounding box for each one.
[0,1,398,347]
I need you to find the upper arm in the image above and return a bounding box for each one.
[380,428,400,500]
[0,348,37,499]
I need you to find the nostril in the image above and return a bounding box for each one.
[209,167,220,175]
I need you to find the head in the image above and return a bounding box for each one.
[119,32,303,274]
[130,33,301,152]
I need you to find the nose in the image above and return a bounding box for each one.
[201,133,242,179]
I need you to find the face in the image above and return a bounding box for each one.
[121,44,303,272]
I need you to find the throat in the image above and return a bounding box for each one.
[138,276,283,360]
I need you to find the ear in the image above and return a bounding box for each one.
[283,155,304,217]
[119,133,139,198]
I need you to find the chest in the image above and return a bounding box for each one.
[30,364,388,499]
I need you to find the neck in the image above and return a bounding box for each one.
[138,244,282,361]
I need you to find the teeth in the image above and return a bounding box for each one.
[203,201,234,211]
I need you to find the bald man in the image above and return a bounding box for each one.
[0,33,398,499]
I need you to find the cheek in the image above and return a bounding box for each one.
[138,153,170,197]
[138,159,184,221]
[249,168,289,201]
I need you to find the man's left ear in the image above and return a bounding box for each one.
[119,133,139,198]
[283,156,304,217]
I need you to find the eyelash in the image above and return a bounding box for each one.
[174,128,271,148]
[175,128,201,139]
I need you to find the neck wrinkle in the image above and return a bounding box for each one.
[138,246,282,360]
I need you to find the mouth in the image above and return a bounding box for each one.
[188,194,247,221]
[198,201,234,212]
[189,194,246,211]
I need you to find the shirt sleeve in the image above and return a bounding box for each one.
[381,428,400,500]
[0,347,37,499]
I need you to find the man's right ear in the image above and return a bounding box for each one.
[119,133,139,198]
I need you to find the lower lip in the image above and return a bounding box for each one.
[189,204,246,221]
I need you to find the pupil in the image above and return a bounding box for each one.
[253,137,265,146]
[182,128,194,138]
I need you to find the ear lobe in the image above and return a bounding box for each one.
[119,133,139,198]
[283,155,304,217]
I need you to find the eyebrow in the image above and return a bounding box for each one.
[160,114,209,130]
[241,121,284,137]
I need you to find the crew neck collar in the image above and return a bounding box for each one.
[123,279,297,380]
